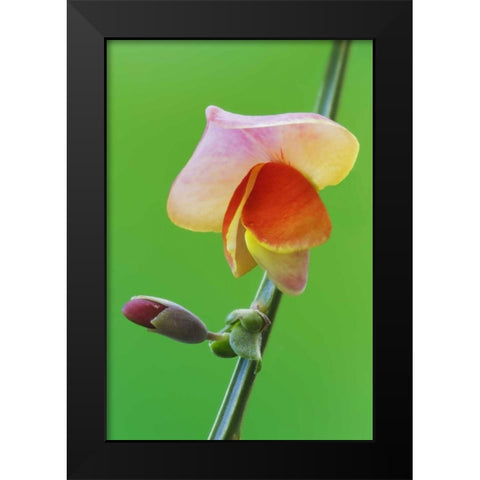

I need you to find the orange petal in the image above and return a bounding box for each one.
[244,230,309,295]
[241,162,332,253]
[222,164,264,277]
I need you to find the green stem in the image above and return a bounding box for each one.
[314,40,351,117]
[208,274,281,440]
[207,40,351,440]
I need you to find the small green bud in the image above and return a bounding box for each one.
[225,308,251,325]
[229,323,262,362]
[209,333,237,358]
[226,308,271,333]
[240,311,269,333]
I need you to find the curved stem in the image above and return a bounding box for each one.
[208,40,351,440]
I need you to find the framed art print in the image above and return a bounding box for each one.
[68,1,412,479]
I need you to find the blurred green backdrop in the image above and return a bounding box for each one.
[107,40,372,440]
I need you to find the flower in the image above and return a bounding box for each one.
[122,296,209,343]
[167,106,359,295]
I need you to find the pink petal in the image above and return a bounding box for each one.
[167,112,270,232]
[244,229,309,296]
[208,106,359,190]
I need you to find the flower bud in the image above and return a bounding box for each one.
[226,308,270,333]
[229,322,262,363]
[209,333,237,358]
[226,308,251,325]
[122,295,209,344]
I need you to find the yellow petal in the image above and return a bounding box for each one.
[222,164,263,277]
[244,229,309,295]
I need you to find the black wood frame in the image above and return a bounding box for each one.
[67,1,412,478]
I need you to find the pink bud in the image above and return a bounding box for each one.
[122,298,167,329]
[121,296,209,344]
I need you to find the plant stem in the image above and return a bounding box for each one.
[208,274,281,440]
[207,40,352,440]
[314,40,351,117]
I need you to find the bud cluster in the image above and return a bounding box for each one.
[210,308,271,370]
[122,296,270,371]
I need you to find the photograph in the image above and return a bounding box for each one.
[107,39,373,441]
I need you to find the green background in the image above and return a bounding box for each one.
[107,40,372,440]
